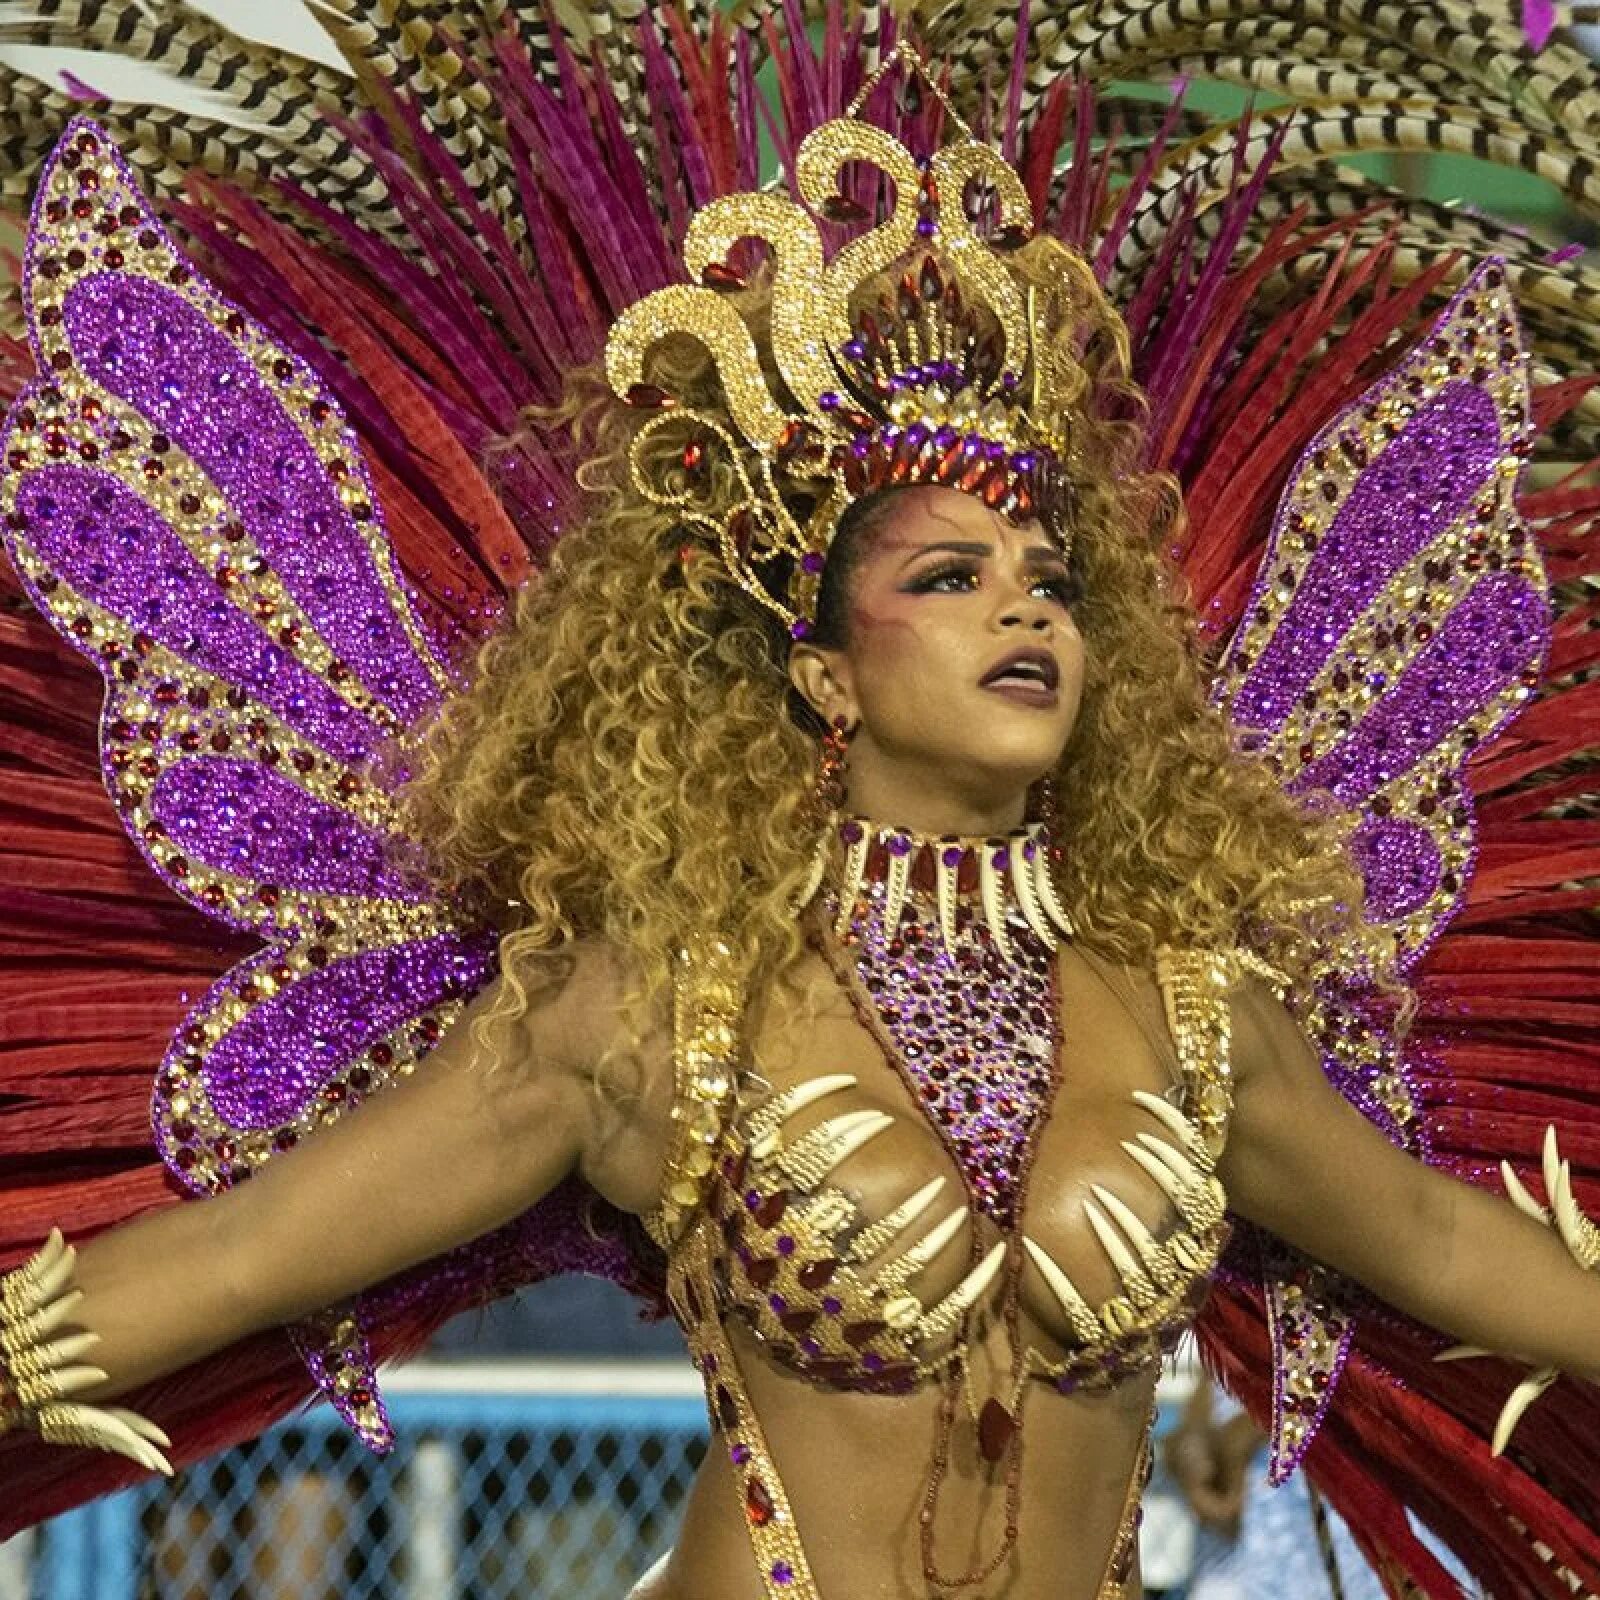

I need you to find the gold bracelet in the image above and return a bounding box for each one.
[0,1230,173,1476]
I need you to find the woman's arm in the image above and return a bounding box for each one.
[4,944,669,1438]
[1218,975,1600,1386]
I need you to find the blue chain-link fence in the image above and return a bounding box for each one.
[5,1358,1418,1600]
[12,1362,707,1600]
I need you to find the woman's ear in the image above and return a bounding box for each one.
[788,644,858,731]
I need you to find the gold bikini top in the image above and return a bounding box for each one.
[650,936,1241,1397]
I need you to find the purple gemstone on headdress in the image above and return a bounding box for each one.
[986,440,1005,460]
[1001,371,1020,390]
[905,423,929,450]
[819,391,840,410]
[991,845,1009,868]
[850,437,871,458]
[941,845,964,868]
[887,832,913,856]
[916,218,937,238]
[790,618,813,640]
[772,1562,794,1585]
[935,426,957,449]
[840,819,865,844]
[1012,452,1036,472]
[1022,839,1037,861]
[841,340,866,362]
[731,1442,751,1465]
[800,551,825,574]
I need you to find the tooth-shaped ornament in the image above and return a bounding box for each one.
[1121,1138,1187,1205]
[875,1205,969,1297]
[1031,843,1075,940]
[833,826,871,938]
[882,833,912,943]
[1500,1158,1550,1224]
[978,843,1016,960]
[935,843,960,950]
[1009,834,1055,946]
[792,828,831,914]
[747,1074,858,1157]
[1542,1125,1600,1269]
[1492,1367,1560,1457]
[1090,1184,1180,1290]
[848,1175,949,1263]
[915,1241,1008,1341]
[1022,1236,1102,1345]
[0,1288,85,1356]
[1082,1198,1158,1307]
[776,1110,894,1189]
[1132,1090,1216,1172]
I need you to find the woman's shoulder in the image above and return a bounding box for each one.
[490,935,680,1218]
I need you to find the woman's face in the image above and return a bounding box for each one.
[789,486,1086,834]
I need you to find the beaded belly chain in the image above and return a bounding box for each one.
[653,818,1240,1600]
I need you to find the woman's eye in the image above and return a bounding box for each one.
[911,564,978,592]
[1036,572,1083,605]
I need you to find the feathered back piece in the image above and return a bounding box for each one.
[0,7,1596,1597]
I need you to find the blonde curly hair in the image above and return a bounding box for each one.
[393,236,1400,1072]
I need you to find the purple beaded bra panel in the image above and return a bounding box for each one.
[827,874,1060,1231]
[0,122,644,1452]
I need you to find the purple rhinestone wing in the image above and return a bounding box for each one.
[4,121,459,948]
[1213,258,1550,975]
[1,121,492,1451]
[1209,259,1552,1484]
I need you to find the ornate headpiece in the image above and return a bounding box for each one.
[604,44,1080,638]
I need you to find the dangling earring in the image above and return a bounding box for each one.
[1028,773,1060,834]
[813,715,851,822]
[796,716,851,911]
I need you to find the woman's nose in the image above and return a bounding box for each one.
[998,600,1053,631]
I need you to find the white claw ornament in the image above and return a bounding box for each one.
[1433,1126,1599,1457]
[0,1229,174,1476]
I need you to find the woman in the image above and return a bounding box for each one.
[2,19,1598,1600]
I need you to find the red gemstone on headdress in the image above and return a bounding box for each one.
[919,257,944,300]
[624,384,675,410]
[820,194,868,223]
[992,225,1030,251]
[776,419,815,467]
[701,260,747,291]
[682,438,706,476]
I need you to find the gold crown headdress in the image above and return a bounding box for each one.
[604,43,1082,639]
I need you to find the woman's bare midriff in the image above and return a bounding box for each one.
[629,1315,1156,1600]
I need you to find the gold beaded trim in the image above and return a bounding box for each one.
[1152,947,1238,1154]
[644,935,745,1249]
[670,1230,819,1598]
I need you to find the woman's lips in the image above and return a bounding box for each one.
[981,680,1060,709]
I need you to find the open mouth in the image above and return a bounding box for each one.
[979,649,1060,693]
